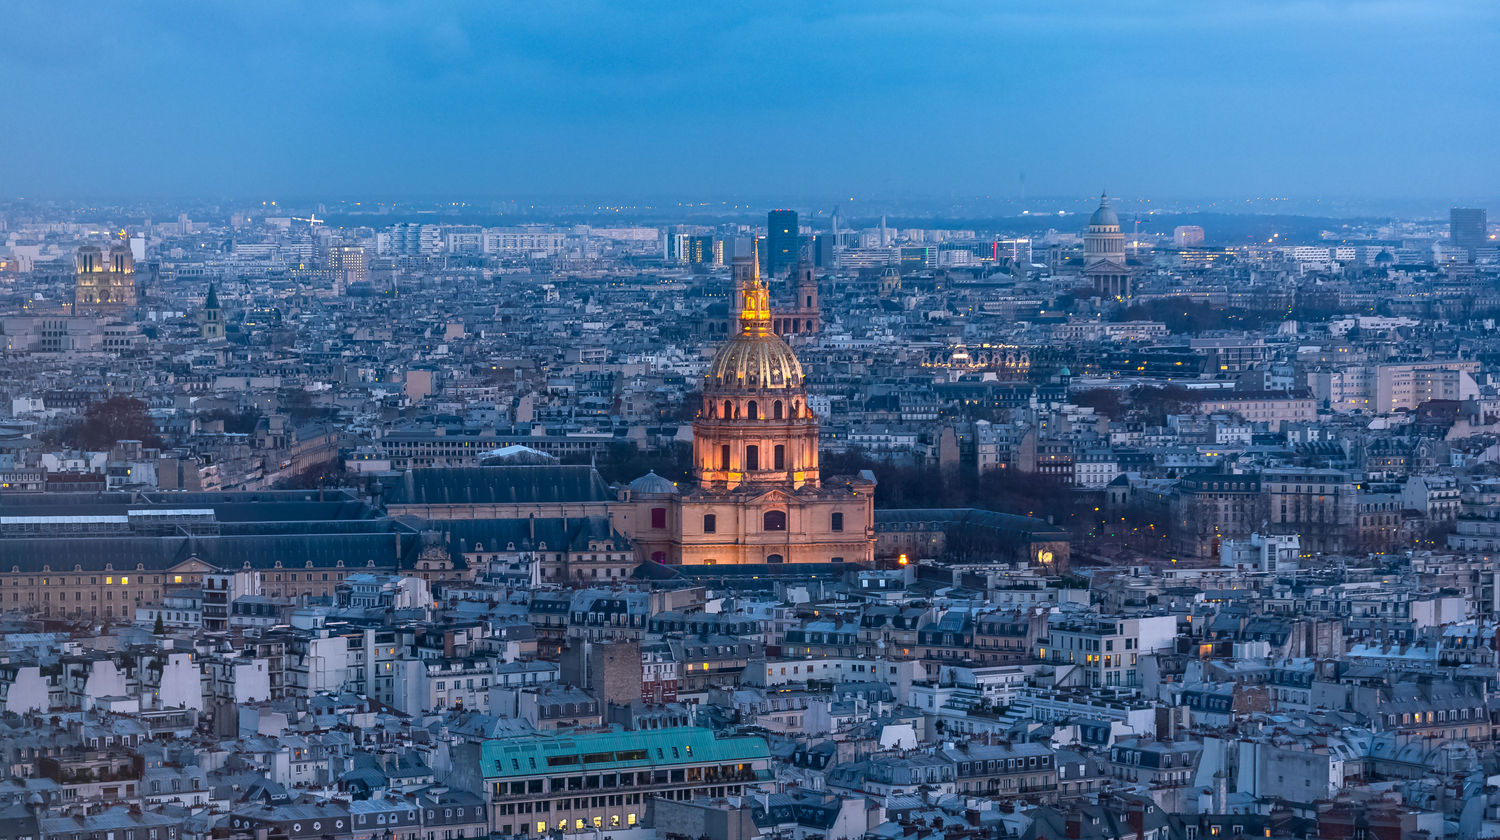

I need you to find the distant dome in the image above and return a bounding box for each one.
[1374,249,1395,264]
[629,470,679,495]
[706,332,805,392]
[1089,193,1120,229]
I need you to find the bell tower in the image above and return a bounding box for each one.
[200,283,225,342]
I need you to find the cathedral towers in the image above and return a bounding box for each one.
[74,240,138,309]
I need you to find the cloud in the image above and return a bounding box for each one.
[0,0,1494,199]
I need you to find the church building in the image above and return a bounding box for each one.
[619,249,874,566]
[1083,192,1134,300]
[74,241,139,310]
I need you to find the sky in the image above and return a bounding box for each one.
[2,0,1497,204]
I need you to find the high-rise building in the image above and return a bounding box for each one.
[328,245,368,293]
[812,234,835,267]
[995,238,1032,268]
[1173,225,1206,247]
[766,209,798,277]
[1451,208,1487,256]
[685,235,713,266]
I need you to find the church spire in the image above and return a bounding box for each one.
[737,239,772,337]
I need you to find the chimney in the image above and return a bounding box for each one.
[1065,814,1083,839]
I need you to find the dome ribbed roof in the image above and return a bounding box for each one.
[706,332,804,392]
[629,470,679,495]
[1089,192,1120,228]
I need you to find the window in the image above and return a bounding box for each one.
[746,445,759,471]
[747,401,758,420]
[763,510,786,531]
[702,514,716,534]
[773,401,783,419]
[766,554,784,564]
[719,444,730,470]
[773,445,785,470]
[650,508,667,529]
[831,512,844,532]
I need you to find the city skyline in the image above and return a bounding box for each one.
[2,1,1496,200]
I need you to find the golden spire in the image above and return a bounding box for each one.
[738,239,772,336]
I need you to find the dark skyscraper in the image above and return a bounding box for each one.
[767,209,798,277]
[1451,208,1487,256]
[813,234,835,268]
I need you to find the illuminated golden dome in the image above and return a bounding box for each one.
[707,331,804,391]
[706,246,805,392]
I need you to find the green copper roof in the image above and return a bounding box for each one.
[480,727,768,779]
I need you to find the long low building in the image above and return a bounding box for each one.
[874,508,1071,571]
[458,726,771,837]
[0,490,410,618]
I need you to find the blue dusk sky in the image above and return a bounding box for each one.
[1,1,1496,204]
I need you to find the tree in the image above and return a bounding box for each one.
[66,396,162,449]
[201,408,260,434]
[1071,388,1126,420]
[153,613,166,636]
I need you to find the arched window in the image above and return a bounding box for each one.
[774,445,785,471]
[746,445,760,471]
[773,400,783,419]
[703,514,717,534]
[763,510,787,531]
[766,554,785,564]
[651,551,666,564]
[747,400,758,420]
[723,399,733,419]
[720,444,731,470]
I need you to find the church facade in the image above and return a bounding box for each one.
[618,250,874,566]
[1082,192,1134,300]
[74,242,139,310]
